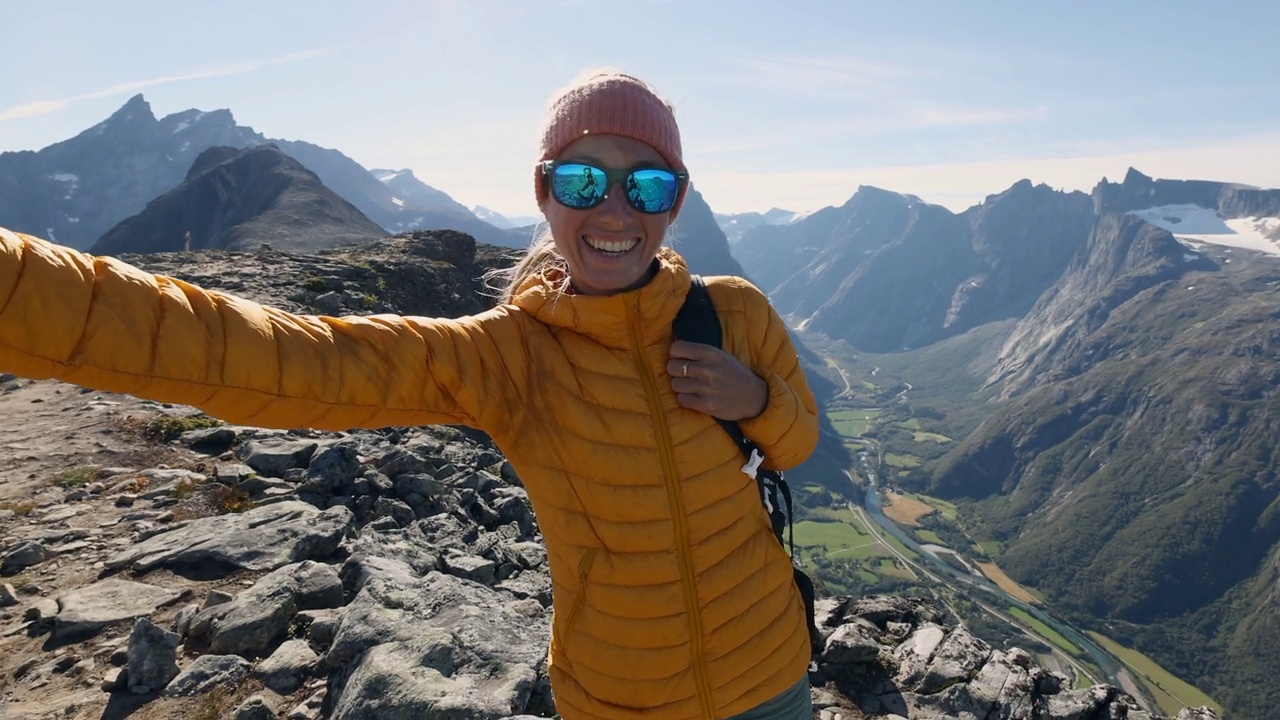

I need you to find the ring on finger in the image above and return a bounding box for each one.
[681,360,690,378]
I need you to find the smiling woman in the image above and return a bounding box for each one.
[0,69,820,720]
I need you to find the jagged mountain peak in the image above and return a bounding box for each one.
[1121,166,1154,186]
[106,93,154,123]
[156,106,238,134]
[991,177,1040,198]
[843,184,922,209]
[1092,168,1280,218]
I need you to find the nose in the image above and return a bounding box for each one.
[596,181,635,222]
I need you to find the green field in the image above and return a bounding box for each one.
[884,453,922,468]
[913,431,953,443]
[1007,607,1082,656]
[909,493,959,519]
[895,418,922,430]
[827,408,880,437]
[803,506,857,523]
[867,521,919,559]
[793,519,873,551]
[873,557,916,579]
[1086,631,1221,717]
[914,529,943,544]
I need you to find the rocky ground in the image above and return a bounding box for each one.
[0,231,1219,719]
[0,376,1221,720]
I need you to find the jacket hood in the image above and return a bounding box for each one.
[510,247,692,350]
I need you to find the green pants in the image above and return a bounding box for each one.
[722,675,812,720]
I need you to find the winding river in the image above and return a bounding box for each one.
[853,456,1124,685]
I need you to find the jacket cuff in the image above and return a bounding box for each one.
[738,369,804,467]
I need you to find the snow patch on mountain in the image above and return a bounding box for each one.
[1129,204,1280,257]
[472,205,541,229]
[372,169,407,183]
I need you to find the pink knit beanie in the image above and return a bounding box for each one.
[535,71,688,216]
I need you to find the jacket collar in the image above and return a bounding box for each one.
[512,247,692,350]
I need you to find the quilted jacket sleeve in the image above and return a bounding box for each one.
[0,228,528,437]
[710,276,819,470]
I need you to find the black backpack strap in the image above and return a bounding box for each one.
[674,275,822,657]
[675,277,789,542]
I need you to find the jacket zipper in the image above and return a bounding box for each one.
[561,547,598,652]
[629,297,715,720]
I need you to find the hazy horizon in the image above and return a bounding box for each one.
[4,1,1278,218]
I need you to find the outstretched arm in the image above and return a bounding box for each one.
[0,228,528,436]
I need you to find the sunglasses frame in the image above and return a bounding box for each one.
[540,160,688,214]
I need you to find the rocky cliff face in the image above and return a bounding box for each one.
[670,186,749,279]
[0,96,260,250]
[1093,167,1280,218]
[985,212,1213,397]
[735,183,1096,353]
[927,224,1280,717]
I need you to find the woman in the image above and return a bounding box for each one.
[0,70,818,719]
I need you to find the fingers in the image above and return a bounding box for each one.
[675,391,714,415]
[669,340,716,360]
[667,342,727,379]
[668,358,696,380]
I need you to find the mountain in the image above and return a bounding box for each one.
[91,145,386,254]
[0,96,261,251]
[365,168,532,247]
[0,95,526,251]
[714,207,801,244]
[905,171,1280,718]
[734,183,1094,352]
[371,168,474,217]
[472,205,542,230]
[671,186,749,279]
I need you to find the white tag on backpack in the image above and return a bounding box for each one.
[742,448,765,481]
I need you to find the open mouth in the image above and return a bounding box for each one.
[583,235,640,255]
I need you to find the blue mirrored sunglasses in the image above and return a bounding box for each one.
[540,161,687,214]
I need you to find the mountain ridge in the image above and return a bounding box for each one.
[0,94,527,250]
[91,144,387,254]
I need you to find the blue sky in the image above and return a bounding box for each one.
[4,0,1278,218]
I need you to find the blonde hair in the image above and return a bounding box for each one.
[483,225,567,303]
[483,224,682,304]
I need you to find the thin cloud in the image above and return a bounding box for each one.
[0,49,332,123]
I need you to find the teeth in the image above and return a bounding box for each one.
[584,236,639,253]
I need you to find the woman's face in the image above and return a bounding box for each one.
[539,134,676,296]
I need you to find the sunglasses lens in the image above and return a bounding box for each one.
[551,163,607,209]
[626,169,679,213]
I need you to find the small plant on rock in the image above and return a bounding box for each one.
[144,415,223,443]
[53,465,99,487]
[0,501,36,516]
[212,485,251,514]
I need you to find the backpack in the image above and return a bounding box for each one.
[672,275,822,657]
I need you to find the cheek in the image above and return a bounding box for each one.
[645,215,672,241]
[545,209,580,250]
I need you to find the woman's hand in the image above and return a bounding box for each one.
[668,340,768,421]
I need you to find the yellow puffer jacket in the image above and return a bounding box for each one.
[0,227,819,719]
